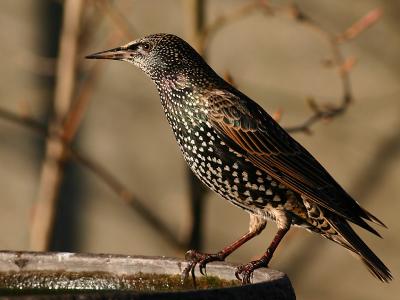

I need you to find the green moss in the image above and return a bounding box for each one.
[0,271,239,295]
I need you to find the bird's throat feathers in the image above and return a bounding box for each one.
[157,74,201,110]
[160,73,192,92]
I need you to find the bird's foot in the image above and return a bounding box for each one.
[181,249,226,283]
[235,257,269,284]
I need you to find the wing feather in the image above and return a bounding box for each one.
[205,89,385,233]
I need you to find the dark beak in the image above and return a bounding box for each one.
[85,46,128,60]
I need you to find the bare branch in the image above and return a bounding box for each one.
[29,0,139,250]
[61,62,103,142]
[200,0,269,52]
[0,107,185,251]
[63,29,130,146]
[199,2,380,134]
[283,3,354,133]
[68,149,186,250]
[337,8,383,43]
[30,0,84,251]
[91,0,138,40]
[0,108,46,135]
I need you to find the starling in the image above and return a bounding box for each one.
[86,33,392,284]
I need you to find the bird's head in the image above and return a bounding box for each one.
[86,33,211,82]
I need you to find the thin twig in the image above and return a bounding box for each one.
[284,3,353,133]
[337,8,383,43]
[63,30,130,150]
[61,62,103,142]
[68,149,186,250]
[92,0,137,41]
[200,0,269,54]
[276,5,379,133]
[0,109,46,135]
[200,1,380,134]
[0,106,185,251]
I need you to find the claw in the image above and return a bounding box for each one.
[243,270,252,284]
[235,258,269,285]
[235,269,242,281]
[182,249,228,287]
[199,262,207,276]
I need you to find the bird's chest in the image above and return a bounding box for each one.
[160,95,238,192]
[162,98,215,167]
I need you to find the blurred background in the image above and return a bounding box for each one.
[0,0,399,299]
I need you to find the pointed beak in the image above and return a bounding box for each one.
[85,46,128,60]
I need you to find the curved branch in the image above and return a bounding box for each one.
[200,1,381,134]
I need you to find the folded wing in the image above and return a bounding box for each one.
[206,89,385,236]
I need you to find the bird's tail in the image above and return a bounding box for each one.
[328,218,392,283]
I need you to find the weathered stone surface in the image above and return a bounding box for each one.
[0,251,295,299]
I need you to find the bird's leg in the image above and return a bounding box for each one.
[182,215,266,281]
[235,218,291,284]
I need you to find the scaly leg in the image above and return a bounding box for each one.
[182,215,266,281]
[235,218,291,284]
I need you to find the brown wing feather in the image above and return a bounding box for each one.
[206,89,385,234]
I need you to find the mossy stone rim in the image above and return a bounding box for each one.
[0,251,295,299]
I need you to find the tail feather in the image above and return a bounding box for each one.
[329,218,392,282]
[354,217,382,238]
[360,257,392,282]
[361,207,387,228]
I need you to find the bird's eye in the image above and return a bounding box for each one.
[140,42,151,51]
[126,42,151,53]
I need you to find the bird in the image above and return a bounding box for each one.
[86,33,392,284]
